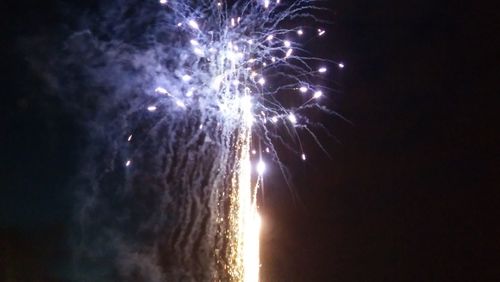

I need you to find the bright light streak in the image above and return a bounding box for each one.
[318,67,327,73]
[318,28,326,36]
[127,135,133,142]
[301,153,307,161]
[339,62,345,68]
[125,160,131,167]
[285,48,293,58]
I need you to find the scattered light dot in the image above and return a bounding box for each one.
[252,150,257,155]
[288,113,297,124]
[338,63,345,68]
[265,147,270,153]
[159,0,167,4]
[285,48,293,58]
[125,160,131,167]
[297,29,304,36]
[313,90,323,99]
[301,153,307,161]
[267,35,274,41]
[299,86,308,93]
[318,29,326,36]
[284,40,291,47]
[271,116,278,123]
[318,67,327,73]
[127,135,133,142]
[190,39,199,46]
[264,0,270,9]
[182,75,192,82]
[258,77,266,86]
[147,105,157,112]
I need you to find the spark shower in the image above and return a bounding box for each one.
[54,0,341,280]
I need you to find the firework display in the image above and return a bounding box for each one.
[59,0,341,280]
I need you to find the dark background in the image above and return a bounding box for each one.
[1,0,498,281]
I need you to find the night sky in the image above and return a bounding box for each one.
[1,0,498,281]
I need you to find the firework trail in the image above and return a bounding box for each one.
[41,0,340,280]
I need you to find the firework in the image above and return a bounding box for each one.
[56,0,340,281]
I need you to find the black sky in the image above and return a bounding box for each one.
[1,0,499,281]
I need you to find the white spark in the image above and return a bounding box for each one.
[147,105,157,112]
[297,29,304,35]
[182,74,192,82]
[258,77,266,86]
[284,40,291,47]
[318,67,327,73]
[127,134,133,142]
[125,160,131,167]
[188,20,199,29]
[159,0,167,4]
[176,100,186,108]
[299,86,308,93]
[285,48,293,58]
[288,113,297,124]
[301,153,307,161]
[256,160,266,175]
[155,86,168,95]
[318,28,326,36]
[338,62,345,68]
[313,90,323,99]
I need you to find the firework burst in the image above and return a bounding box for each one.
[51,0,340,280]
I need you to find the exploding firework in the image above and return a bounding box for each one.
[47,0,340,280]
